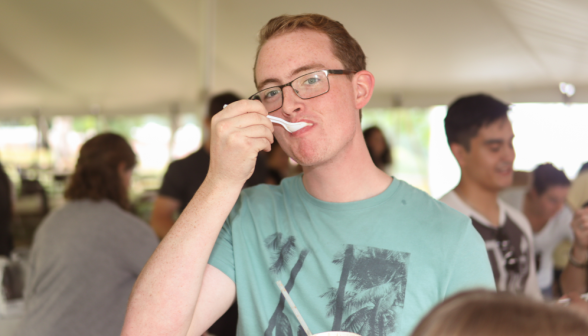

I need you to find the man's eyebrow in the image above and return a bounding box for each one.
[483,135,514,145]
[483,139,504,145]
[289,63,325,78]
[256,63,326,90]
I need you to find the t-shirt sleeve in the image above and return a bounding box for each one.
[208,214,236,282]
[444,217,496,296]
[158,161,184,200]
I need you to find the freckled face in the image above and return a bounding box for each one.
[461,117,515,191]
[254,30,360,167]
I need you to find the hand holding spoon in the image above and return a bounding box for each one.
[223,104,312,133]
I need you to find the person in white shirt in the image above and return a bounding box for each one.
[500,163,573,299]
[439,93,541,300]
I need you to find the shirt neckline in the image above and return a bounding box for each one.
[289,174,400,211]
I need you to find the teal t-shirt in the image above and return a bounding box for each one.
[209,175,495,336]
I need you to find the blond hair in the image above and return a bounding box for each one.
[411,290,588,336]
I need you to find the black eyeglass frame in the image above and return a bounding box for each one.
[248,69,356,113]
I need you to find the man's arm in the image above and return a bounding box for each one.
[561,208,588,294]
[186,265,236,336]
[150,195,180,239]
[121,100,273,336]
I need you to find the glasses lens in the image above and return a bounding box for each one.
[292,71,329,99]
[252,87,283,113]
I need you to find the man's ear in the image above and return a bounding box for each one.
[450,143,469,167]
[354,70,375,109]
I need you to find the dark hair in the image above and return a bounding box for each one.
[208,92,241,119]
[65,133,136,210]
[445,93,510,150]
[532,163,570,195]
[363,126,392,167]
[255,14,366,83]
[411,290,588,336]
[579,162,588,175]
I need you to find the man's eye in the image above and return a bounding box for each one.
[489,146,500,152]
[303,77,320,85]
[264,90,280,99]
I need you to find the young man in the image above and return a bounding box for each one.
[440,93,541,299]
[500,163,573,298]
[122,14,494,336]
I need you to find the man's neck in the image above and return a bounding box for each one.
[301,130,392,203]
[523,194,548,233]
[454,180,501,227]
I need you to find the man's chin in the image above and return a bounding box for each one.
[495,176,514,190]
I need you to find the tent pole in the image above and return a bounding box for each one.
[196,0,217,119]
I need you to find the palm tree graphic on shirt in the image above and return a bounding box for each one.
[321,246,409,336]
[263,233,409,336]
[264,233,309,336]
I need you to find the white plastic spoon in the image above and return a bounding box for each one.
[223,104,312,133]
[267,115,312,133]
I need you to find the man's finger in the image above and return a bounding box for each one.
[241,124,275,144]
[229,111,274,131]
[215,100,267,121]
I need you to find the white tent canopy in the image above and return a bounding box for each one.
[1,0,588,117]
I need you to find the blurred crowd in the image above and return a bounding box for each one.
[1,91,588,336]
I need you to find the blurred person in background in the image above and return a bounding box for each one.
[265,141,290,185]
[363,126,392,172]
[151,92,267,239]
[578,162,588,175]
[440,93,541,299]
[500,163,573,299]
[16,133,158,336]
[560,170,588,296]
[410,289,588,336]
[0,162,14,257]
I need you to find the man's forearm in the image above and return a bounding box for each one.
[122,177,242,336]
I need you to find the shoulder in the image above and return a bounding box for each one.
[551,205,574,231]
[238,177,290,206]
[168,149,208,170]
[438,190,471,215]
[229,176,301,219]
[396,181,472,232]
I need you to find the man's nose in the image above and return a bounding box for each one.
[281,86,301,116]
[504,145,516,162]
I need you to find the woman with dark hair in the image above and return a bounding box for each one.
[363,126,392,172]
[16,133,158,336]
[0,162,14,257]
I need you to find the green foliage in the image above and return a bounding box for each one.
[362,108,433,192]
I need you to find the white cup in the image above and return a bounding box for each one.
[313,333,361,336]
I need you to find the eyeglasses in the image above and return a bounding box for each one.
[249,69,356,113]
